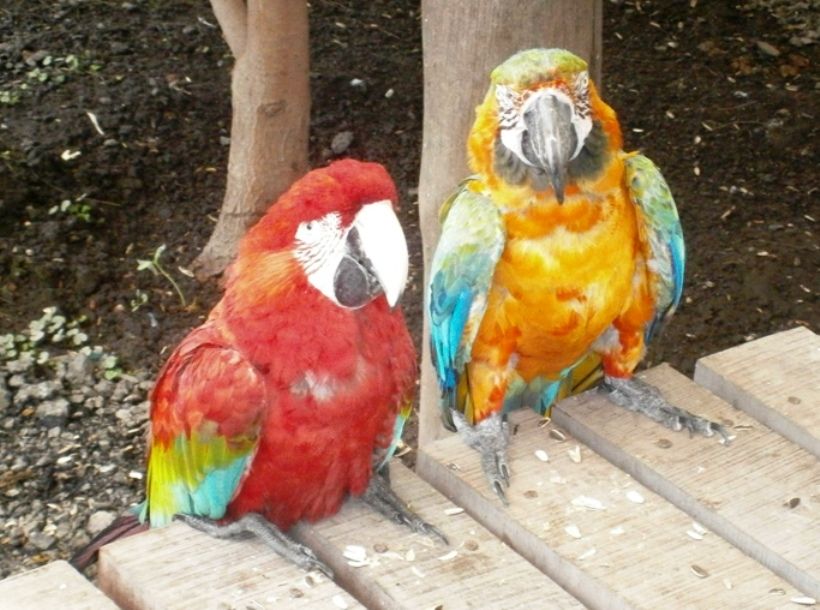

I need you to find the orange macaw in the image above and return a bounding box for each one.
[429,49,726,501]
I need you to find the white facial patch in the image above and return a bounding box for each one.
[294,213,347,306]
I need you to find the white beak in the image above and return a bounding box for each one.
[351,200,409,307]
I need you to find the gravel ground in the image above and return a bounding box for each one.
[0,308,147,578]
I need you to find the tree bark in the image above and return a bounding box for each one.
[418,0,603,446]
[194,0,310,278]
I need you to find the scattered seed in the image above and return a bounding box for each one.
[723,578,733,590]
[524,490,538,499]
[127,470,143,480]
[785,497,801,509]
[790,596,817,606]
[691,521,707,535]
[687,529,704,541]
[694,165,701,176]
[332,594,349,609]
[626,490,645,504]
[444,506,465,516]
[578,548,596,560]
[610,526,625,536]
[303,574,315,588]
[373,543,388,554]
[571,495,605,511]
[405,548,416,561]
[411,566,425,578]
[568,445,582,463]
[565,524,582,539]
[289,587,304,598]
[535,449,549,462]
[464,540,479,551]
[549,428,567,442]
[690,564,709,578]
[438,550,458,561]
[343,545,367,563]
[655,438,673,449]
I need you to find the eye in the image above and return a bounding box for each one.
[305,221,315,232]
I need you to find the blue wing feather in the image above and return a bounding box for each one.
[428,182,505,427]
[625,154,686,342]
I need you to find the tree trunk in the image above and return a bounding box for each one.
[418,0,603,446]
[193,0,310,278]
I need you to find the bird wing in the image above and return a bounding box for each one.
[625,154,685,342]
[142,325,267,526]
[428,180,506,428]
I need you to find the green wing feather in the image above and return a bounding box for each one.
[428,180,505,428]
[625,154,686,341]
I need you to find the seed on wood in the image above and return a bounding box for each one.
[444,506,464,516]
[332,594,350,609]
[691,521,707,535]
[303,574,315,588]
[571,495,605,511]
[343,545,367,563]
[464,539,479,551]
[626,490,645,504]
[723,578,733,590]
[411,566,425,578]
[373,543,388,553]
[524,489,538,498]
[565,524,582,539]
[790,596,817,606]
[655,438,673,449]
[405,548,416,561]
[549,428,567,442]
[578,548,596,560]
[568,445,582,463]
[687,530,704,541]
[535,449,549,462]
[438,550,458,561]
[690,564,709,578]
[785,497,801,509]
[610,526,625,536]
[289,587,304,598]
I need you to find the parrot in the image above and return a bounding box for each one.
[72,159,443,576]
[428,48,728,502]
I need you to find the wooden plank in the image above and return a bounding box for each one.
[98,522,362,610]
[418,408,806,609]
[0,561,118,610]
[294,462,582,610]
[552,364,820,599]
[694,327,820,458]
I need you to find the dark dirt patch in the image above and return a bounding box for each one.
[0,0,817,576]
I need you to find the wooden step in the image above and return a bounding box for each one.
[418,365,818,608]
[97,462,581,609]
[695,326,820,459]
[0,561,119,610]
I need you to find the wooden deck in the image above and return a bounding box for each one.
[1,327,818,609]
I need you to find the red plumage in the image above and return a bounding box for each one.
[147,159,416,530]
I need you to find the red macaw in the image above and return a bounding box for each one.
[428,49,727,501]
[74,159,442,575]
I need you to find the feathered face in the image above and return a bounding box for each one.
[293,199,408,309]
[234,160,409,311]
[489,49,598,202]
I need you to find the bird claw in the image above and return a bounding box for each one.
[453,411,511,504]
[361,466,449,545]
[175,513,334,578]
[601,376,730,444]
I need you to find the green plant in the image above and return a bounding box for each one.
[137,244,187,307]
[129,288,149,312]
[48,198,93,223]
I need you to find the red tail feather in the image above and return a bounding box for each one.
[70,512,147,570]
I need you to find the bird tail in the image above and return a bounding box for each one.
[69,509,148,570]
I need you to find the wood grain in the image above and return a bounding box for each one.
[418,369,814,607]
[0,561,118,610]
[695,326,820,458]
[554,364,820,598]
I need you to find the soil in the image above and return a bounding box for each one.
[0,0,817,577]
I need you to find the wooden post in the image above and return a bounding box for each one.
[417,0,603,446]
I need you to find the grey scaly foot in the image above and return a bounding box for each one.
[175,513,333,578]
[452,411,511,504]
[361,466,448,544]
[601,376,730,443]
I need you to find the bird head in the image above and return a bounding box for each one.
[231,159,409,310]
[469,48,621,202]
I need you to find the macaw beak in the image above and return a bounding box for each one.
[347,200,409,307]
[521,89,579,203]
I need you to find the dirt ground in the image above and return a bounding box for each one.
[0,0,817,575]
